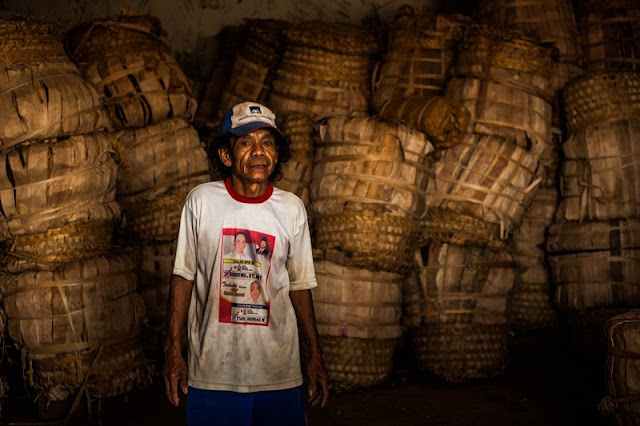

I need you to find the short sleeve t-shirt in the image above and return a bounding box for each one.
[173,179,317,392]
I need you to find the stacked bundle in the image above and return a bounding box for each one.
[312,250,402,391]
[67,16,211,355]
[213,20,288,125]
[309,116,434,390]
[371,7,465,113]
[405,244,515,382]
[0,16,151,409]
[599,310,640,423]
[548,70,640,335]
[576,0,640,73]
[269,21,378,119]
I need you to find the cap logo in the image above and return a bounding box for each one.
[249,106,262,114]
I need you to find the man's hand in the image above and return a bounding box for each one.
[306,352,329,408]
[163,346,188,407]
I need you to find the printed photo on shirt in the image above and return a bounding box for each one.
[219,228,275,326]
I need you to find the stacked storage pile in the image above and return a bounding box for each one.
[473,0,583,330]
[213,20,288,126]
[548,78,640,343]
[599,310,640,423]
[67,16,211,357]
[408,26,554,381]
[310,116,435,390]
[0,16,151,409]
[269,21,378,119]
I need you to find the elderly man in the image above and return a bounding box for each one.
[163,102,328,426]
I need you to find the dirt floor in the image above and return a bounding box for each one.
[2,327,614,426]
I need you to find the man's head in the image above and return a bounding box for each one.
[210,102,292,183]
[259,237,268,249]
[250,280,262,302]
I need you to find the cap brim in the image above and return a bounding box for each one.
[228,121,283,136]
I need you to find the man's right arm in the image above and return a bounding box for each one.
[163,274,193,407]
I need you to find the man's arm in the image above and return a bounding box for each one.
[163,274,193,407]
[289,289,329,408]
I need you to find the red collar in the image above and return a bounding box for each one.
[224,178,273,203]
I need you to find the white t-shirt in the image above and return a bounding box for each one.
[173,179,317,392]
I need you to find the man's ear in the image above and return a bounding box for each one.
[218,147,232,167]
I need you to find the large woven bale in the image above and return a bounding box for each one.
[556,119,640,222]
[425,133,544,242]
[67,15,197,130]
[405,244,515,382]
[0,133,121,270]
[563,72,640,136]
[547,219,640,311]
[311,115,434,273]
[599,310,640,424]
[371,8,466,112]
[214,19,288,123]
[0,254,152,401]
[577,1,640,72]
[269,21,378,119]
[115,118,211,243]
[274,114,316,206]
[477,0,582,64]
[0,16,108,149]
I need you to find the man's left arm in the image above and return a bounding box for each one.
[290,289,329,408]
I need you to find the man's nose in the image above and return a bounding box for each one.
[251,142,266,156]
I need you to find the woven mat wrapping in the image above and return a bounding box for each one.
[136,240,176,323]
[508,280,559,331]
[318,336,398,392]
[476,0,582,64]
[426,133,544,239]
[600,310,640,421]
[419,208,504,248]
[68,17,196,130]
[547,218,640,253]
[274,114,316,206]
[0,15,66,66]
[284,21,379,55]
[563,72,640,135]
[115,117,211,197]
[411,323,509,383]
[311,115,434,219]
[446,76,553,156]
[555,119,640,222]
[0,133,121,239]
[379,96,470,149]
[578,3,640,73]
[404,243,515,327]
[0,57,108,148]
[313,254,403,340]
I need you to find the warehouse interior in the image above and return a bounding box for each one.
[0,0,638,425]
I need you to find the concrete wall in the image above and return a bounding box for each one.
[1,0,443,91]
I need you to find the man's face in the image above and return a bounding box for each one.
[219,128,278,185]
[259,240,267,249]
[234,233,247,254]
[250,282,261,301]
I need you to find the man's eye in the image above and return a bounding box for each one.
[263,139,274,146]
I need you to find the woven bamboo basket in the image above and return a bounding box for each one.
[0,254,151,401]
[599,310,640,424]
[371,10,465,112]
[477,0,582,64]
[313,252,403,340]
[274,114,316,206]
[454,26,554,101]
[547,219,640,310]
[268,21,378,119]
[419,208,504,248]
[556,119,640,222]
[446,76,553,156]
[426,133,544,240]
[319,335,398,392]
[0,16,108,149]
[311,115,434,219]
[563,72,640,135]
[550,60,584,132]
[115,118,211,198]
[578,2,640,72]
[67,15,196,130]
[0,134,120,267]
[215,19,288,122]
[378,96,470,149]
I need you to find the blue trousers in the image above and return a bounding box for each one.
[186,386,307,426]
